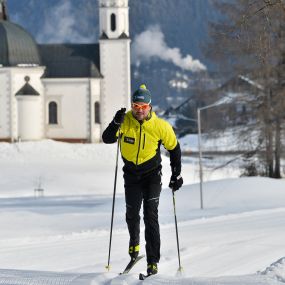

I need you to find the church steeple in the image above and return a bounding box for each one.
[98,0,131,136]
[99,0,129,39]
[0,0,9,21]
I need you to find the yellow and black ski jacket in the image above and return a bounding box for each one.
[102,110,181,176]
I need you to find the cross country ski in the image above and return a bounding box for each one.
[120,255,145,275]
[139,272,153,280]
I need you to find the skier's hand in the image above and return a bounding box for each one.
[113,108,126,125]
[169,174,183,191]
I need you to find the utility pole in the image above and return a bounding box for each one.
[197,100,228,210]
[197,108,204,210]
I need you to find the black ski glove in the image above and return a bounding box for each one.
[113,108,126,125]
[169,174,183,191]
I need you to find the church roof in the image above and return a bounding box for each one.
[119,32,130,39]
[15,76,40,96]
[100,32,109,39]
[39,44,101,78]
[0,20,41,66]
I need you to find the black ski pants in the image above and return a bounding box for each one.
[124,168,162,264]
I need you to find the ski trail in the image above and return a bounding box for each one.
[0,268,283,285]
[0,269,81,285]
[109,274,135,285]
[139,274,283,285]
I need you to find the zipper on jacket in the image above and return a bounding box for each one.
[142,133,146,149]
[136,124,142,165]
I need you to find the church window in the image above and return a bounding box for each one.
[111,13,116,31]
[49,101,58,124]
[95,101,100,124]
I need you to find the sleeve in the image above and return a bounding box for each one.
[102,120,120,144]
[160,120,178,151]
[160,120,182,176]
[169,142,182,176]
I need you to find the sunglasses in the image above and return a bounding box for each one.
[132,103,150,110]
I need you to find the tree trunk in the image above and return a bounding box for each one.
[266,127,274,177]
[274,118,281,178]
[265,89,274,178]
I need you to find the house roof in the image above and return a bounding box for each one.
[38,44,101,78]
[219,75,263,93]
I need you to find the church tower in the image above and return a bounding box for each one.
[99,0,131,134]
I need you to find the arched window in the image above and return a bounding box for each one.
[111,13,116,31]
[49,101,58,124]
[95,101,100,124]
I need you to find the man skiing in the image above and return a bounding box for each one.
[102,84,183,276]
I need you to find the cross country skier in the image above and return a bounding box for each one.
[102,84,183,277]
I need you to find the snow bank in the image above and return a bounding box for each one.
[260,257,285,283]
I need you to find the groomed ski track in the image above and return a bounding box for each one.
[0,268,283,285]
[0,207,285,285]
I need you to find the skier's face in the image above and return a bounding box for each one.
[131,102,151,121]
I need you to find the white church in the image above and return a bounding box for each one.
[0,0,131,143]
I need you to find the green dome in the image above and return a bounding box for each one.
[0,20,40,66]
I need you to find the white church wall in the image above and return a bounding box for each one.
[0,69,11,140]
[90,79,101,143]
[43,78,90,141]
[100,39,131,133]
[16,96,42,140]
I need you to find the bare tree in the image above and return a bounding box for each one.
[205,0,285,177]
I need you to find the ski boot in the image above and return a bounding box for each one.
[129,244,140,261]
[147,263,158,276]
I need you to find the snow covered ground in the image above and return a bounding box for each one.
[179,128,258,152]
[0,140,284,284]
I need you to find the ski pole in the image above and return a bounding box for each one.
[106,131,121,272]
[172,189,183,273]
